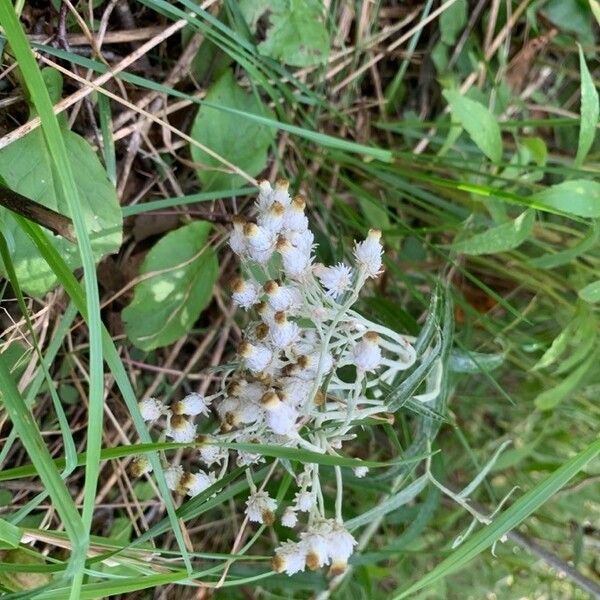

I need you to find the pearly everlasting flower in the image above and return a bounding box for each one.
[130,456,153,477]
[199,443,226,466]
[281,377,312,408]
[164,465,184,491]
[353,332,382,372]
[283,196,309,232]
[229,216,247,256]
[232,278,261,309]
[244,223,275,263]
[136,180,433,579]
[138,397,163,422]
[294,490,316,512]
[282,507,298,528]
[256,180,274,212]
[237,380,266,404]
[277,237,312,278]
[180,470,216,497]
[240,341,273,373]
[265,401,298,436]
[354,229,383,277]
[270,312,300,349]
[264,280,300,312]
[245,491,277,524]
[287,228,314,255]
[165,415,197,443]
[172,392,210,417]
[301,521,333,570]
[316,263,353,299]
[272,178,292,207]
[353,465,369,478]
[238,399,263,424]
[326,523,357,574]
[273,540,307,576]
[258,201,286,233]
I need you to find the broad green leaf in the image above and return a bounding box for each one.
[190,69,275,191]
[122,221,218,351]
[575,45,599,166]
[0,127,122,295]
[578,280,600,303]
[439,0,467,45]
[452,209,534,255]
[242,0,330,67]
[532,180,600,218]
[520,136,548,166]
[534,353,595,410]
[443,90,502,163]
[542,0,595,45]
[41,67,63,105]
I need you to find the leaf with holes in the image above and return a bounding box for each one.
[0,127,122,296]
[190,69,275,191]
[122,221,218,351]
[242,0,330,67]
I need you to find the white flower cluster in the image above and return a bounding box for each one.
[135,179,421,576]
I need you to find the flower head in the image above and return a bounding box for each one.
[245,491,277,524]
[165,415,197,443]
[273,540,307,576]
[282,507,298,528]
[232,278,261,309]
[180,470,216,497]
[354,229,383,277]
[138,397,163,422]
[164,465,184,491]
[172,392,210,417]
[130,456,153,477]
[283,196,308,232]
[352,332,382,372]
[316,263,353,299]
[240,341,273,373]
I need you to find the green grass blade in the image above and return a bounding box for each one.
[394,436,600,598]
[0,233,77,475]
[16,216,193,573]
[0,349,86,580]
[0,5,105,594]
